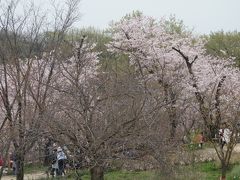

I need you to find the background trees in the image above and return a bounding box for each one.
[205,31,240,66]
[0,2,239,179]
[108,13,240,179]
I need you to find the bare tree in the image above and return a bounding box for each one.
[0,0,81,179]
[42,34,170,179]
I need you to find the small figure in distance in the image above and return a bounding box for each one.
[198,132,204,149]
[219,122,231,149]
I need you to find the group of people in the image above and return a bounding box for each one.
[0,152,16,175]
[50,146,67,177]
[1,146,67,177]
[194,122,232,149]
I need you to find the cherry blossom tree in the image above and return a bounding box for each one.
[173,38,240,180]
[108,12,189,139]
[108,12,240,179]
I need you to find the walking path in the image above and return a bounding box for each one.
[233,143,240,152]
[1,172,47,180]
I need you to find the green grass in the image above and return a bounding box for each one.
[1,163,46,176]
[13,161,240,180]
[45,162,221,180]
[228,164,240,179]
[35,169,159,180]
[185,162,220,180]
[81,170,158,180]
[24,163,46,174]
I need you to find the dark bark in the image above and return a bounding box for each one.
[16,153,25,180]
[90,165,104,180]
[172,48,208,125]
[215,76,226,126]
[169,89,177,138]
[44,139,52,166]
[161,81,177,138]
[209,124,218,139]
[220,162,227,180]
[172,47,226,139]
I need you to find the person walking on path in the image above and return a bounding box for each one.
[57,147,67,176]
[219,122,231,149]
[198,132,204,149]
[50,148,59,177]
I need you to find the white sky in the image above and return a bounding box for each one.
[24,0,240,35]
[77,0,239,34]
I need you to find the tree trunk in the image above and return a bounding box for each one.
[209,124,218,139]
[90,165,104,180]
[163,84,177,138]
[16,153,25,180]
[44,139,52,166]
[220,162,227,180]
[170,115,177,138]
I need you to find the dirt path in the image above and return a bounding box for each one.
[1,172,47,180]
[233,143,240,152]
[187,143,240,164]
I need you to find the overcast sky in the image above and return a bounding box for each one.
[76,0,239,34]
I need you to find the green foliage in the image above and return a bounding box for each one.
[119,10,143,21]
[66,27,131,74]
[0,30,43,61]
[163,15,192,36]
[67,27,110,50]
[62,27,110,59]
[205,31,240,66]
[228,164,240,179]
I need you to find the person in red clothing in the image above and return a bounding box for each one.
[199,132,204,148]
[195,132,204,149]
[9,152,16,175]
[0,155,4,167]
